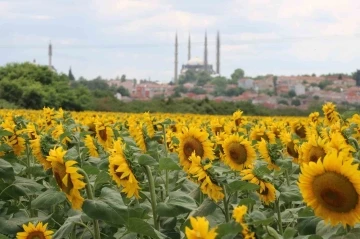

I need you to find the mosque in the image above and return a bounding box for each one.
[174,32,220,83]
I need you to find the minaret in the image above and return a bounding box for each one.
[204,31,208,72]
[174,33,178,84]
[188,34,191,61]
[48,41,52,70]
[216,31,220,75]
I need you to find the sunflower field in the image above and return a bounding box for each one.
[0,102,360,239]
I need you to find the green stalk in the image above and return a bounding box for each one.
[275,199,284,235]
[78,169,100,239]
[285,169,290,187]
[144,165,160,230]
[162,126,169,197]
[222,184,230,222]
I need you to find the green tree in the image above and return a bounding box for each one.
[212,76,227,96]
[353,70,360,86]
[288,90,296,98]
[68,68,75,81]
[196,72,211,86]
[291,99,301,106]
[273,76,278,96]
[230,68,245,83]
[117,86,130,96]
[121,74,126,82]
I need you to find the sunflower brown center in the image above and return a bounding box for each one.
[235,118,242,126]
[98,128,107,141]
[27,231,46,239]
[214,126,224,135]
[53,162,73,194]
[228,142,247,164]
[286,141,299,158]
[313,172,358,213]
[295,125,306,138]
[309,146,326,162]
[183,137,204,159]
[260,187,269,196]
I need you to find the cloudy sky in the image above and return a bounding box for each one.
[1,0,360,82]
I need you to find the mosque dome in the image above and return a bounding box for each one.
[187,57,204,66]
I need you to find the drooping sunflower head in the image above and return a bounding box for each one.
[250,124,276,143]
[322,102,340,125]
[290,120,308,139]
[222,134,256,171]
[279,131,300,162]
[30,135,52,170]
[210,117,225,136]
[108,140,140,198]
[257,139,281,170]
[143,112,156,138]
[298,151,360,226]
[327,132,355,160]
[348,114,360,140]
[185,217,217,239]
[299,135,329,164]
[42,107,56,127]
[47,147,86,210]
[177,127,214,170]
[16,221,53,239]
[84,135,99,157]
[259,182,276,205]
[94,118,114,150]
[233,110,244,126]
[309,112,320,124]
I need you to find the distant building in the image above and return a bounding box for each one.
[238,78,254,90]
[180,57,215,75]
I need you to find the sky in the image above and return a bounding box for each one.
[1,0,360,83]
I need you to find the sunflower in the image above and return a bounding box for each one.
[259,182,276,205]
[84,135,99,157]
[0,119,26,156]
[143,112,155,138]
[177,126,214,170]
[187,152,224,202]
[46,147,85,210]
[322,102,340,125]
[185,217,217,239]
[257,139,280,170]
[349,114,360,140]
[233,110,244,126]
[290,120,307,139]
[94,118,114,150]
[51,123,71,144]
[16,222,53,239]
[250,125,276,143]
[210,118,225,136]
[109,140,140,198]
[127,117,147,152]
[222,134,256,171]
[233,205,247,223]
[299,135,329,164]
[42,107,56,128]
[327,132,354,160]
[30,135,51,170]
[309,112,320,124]
[298,151,360,226]
[240,165,276,205]
[280,131,300,162]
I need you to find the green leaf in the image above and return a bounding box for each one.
[227,181,260,193]
[82,164,100,175]
[157,191,198,217]
[280,185,303,203]
[159,157,181,171]
[0,130,13,138]
[316,220,341,239]
[298,217,321,235]
[215,222,242,239]
[248,211,274,226]
[65,147,79,160]
[0,158,15,182]
[0,215,51,235]
[329,228,360,239]
[82,187,128,226]
[1,176,44,198]
[127,218,166,239]
[94,170,111,191]
[31,189,66,209]
[283,227,297,239]
[53,214,82,239]
[0,234,9,239]
[138,154,158,166]
[265,226,281,239]
[190,198,217,217]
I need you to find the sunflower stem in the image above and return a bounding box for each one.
[285,169,290,187]
[71,224,77,239]
[222,184,230,222]
[162,125,170,198]
[144,165,160,230]
[78,169,101,239]
[275,199,284,235]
